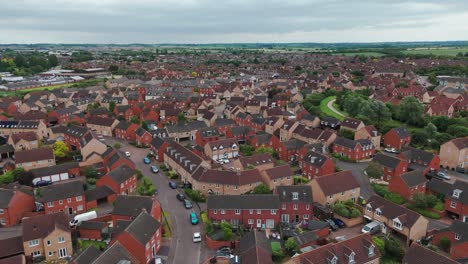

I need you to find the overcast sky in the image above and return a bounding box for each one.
[1,0,467,44]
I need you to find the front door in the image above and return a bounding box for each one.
[256,219,262,228]
[295,215,300,222]
[68,207,73,215]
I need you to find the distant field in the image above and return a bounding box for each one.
[332,52,385,57]
[403,47,468,56]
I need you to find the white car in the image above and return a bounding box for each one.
[193,232,202,243]
[125,151,131,157]
[223,159,229,164]
[437,172,451,181]
[384,148,398,153]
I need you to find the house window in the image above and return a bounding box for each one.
[29,239,39,247]
[76,196,82,202]
[250,209,253,214]
[213,210,217,214]
[257,210,261,214]
[216,184,220,188]
[59,200,63,205]
[455,233,461,240]
[293,204,298,210]
[235,209,241,215]
[48,202,54,208]
[221,210,225,215]
[306,204,310,210]
[0,218,5,225]
[47,240,51,246]
[0,209,3,214]
[234,185,238,190]
[48,251,53,256]
[393,220,402,230]
[271,209,277,215]
[304,214,309,219]
[58,236,65,243]
[292,192,299,200]
[376,209,381,216]
[328,195,333,199]
[77,205,83,211]
[67,198,71,203]
[282,204,286,210]
[248,219,254,225]
[32,251,41,257]
[451,201,457,208]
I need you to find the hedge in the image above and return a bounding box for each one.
[406,204,441,219]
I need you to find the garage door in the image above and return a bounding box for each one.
[51,174,60,182]
[60,172,69,181]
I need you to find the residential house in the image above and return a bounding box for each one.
[0,120,47,139]
[226,126,255,143]
[102,148,135,172]
[22,212,72,261]
[195,127,220,147]
[15,147,55,171]
[432,221,468,261]
[439,137,468,172]
[79,132,108,166]
[233,153,275,172]
[364,195,429,245]
[299,151,335,180]
[96,164,137,195]
[191,167,263,195]
[36,181,86,215]
[0,187,35,227]
[7,132,38,151]
[332,137,375,161]
[340,117,365,133]
[86,116,119,136]
[135,127,152,146]
[261,165,294,189]
[62,125,89,150]
[403,243,458,264]
[204,138,239,161]
[111,195,162,226]
[238,230,273,264]
[286,233,381,264]
[389,170,427,200]
[398,147,440,175]
[383,127,411,150]
[164,140,205,183]
[207,195,280,229]
[309,170,360,205]
[114,121,139,142]
[372,153,408,182]
[319,116,341,130]
[355,125,381,150]
[150,137,170,162]
[275,185,313,224]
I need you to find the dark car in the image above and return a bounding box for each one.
[35,180,52,187]
[331,218,345,228]
[325,219,338,231]
[169,181,177,189]
[184,199,193,209]
[176,193,185,201]
[217,246,232,255]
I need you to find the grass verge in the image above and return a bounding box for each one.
[162,211,172,238]
[319,96,347,121]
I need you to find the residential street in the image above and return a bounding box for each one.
[104,137,213,264]
[335,160,374,199]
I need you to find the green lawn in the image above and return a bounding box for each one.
[78,239,106,250]
[403,47,468,56]
[162,211,172,238]
[319,96,347,121]
[333,52,385,57]
[271,241,282,252]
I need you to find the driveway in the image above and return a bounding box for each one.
[105,138,213,263]
[335,160,374,199]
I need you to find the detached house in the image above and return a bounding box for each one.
[332,137,375,161]
[22,212,72,261]
[389,170,427,200]
[0,187,35,227]
[372,153,408,182]
[355,125,381,150]
[383,127,411,150]
[114,121,139,142]
[275,185,313,224]
[439,137,468,172]
[398,147,440,174]
[15,147,55,171]
[428,179,468,222]
[309,170,360,205]
[7,132,38,151]
[340,117,365,133]
[364,195,429,245]
[86,116,119,136]
[299,151,335,180]
[207,195,280,229]
[135,127,152,146]
[97,164,137,195]
[36,181,86,215]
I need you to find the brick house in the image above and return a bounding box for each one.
[102,148,136,172]
[191,167,263,195]
[332,137,375,161]
[114,121,139,142]
[22,212,72,261]
[213,118,236,135]
[7,132,39,151]
[432,221,468,261]
[275,185,313,224]
[225,126,255,143]
[340,117,365,133]
[364,195,429,245]
[112,211,162,264]
[15,147,55,171]
[372,153,408,182]
[383,127,411,150]
[150,137,170,162]
[388,170,427,200]
[195,127,220,147]
[207,195,280,229]
[135,127,152,147]
[403,243,458,264]
[398,147,440,175]
[62,125,89,150]
[164,140,205,183]
[204,138,239,160]
[309,170,360,205]
[430,180,468,222]
[261,165,294,190]
[36,181,86,215]
[86,116,119,136]
[287,233,381,264]
[239,230,273,264]
[298,151,335,180]
[0,187,35,227]
[111,195,162,226]
[355,125,381,150]
[439,137,468,172]
[96,164,137,195]
[0,120,48,139]
[77,221,108,241]
[233,153,275,172]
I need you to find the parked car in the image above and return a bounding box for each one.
[97,135,105,142]
[223,159,229,164]
[169,181,177,189]
[437,172,451,181]
[383,148,399,153]
[125,151,131,157]
[216,159,224,164]
[176,193,185,201]
[217,246,233,255]
[193,232,202,242]
[190,212,199,225]
[35,180,52,187]
[325,219,338,231]
[154,258,162,264]
[184,199,193,209]
[143,157,151,164]
[151,166,159,173]
[361,221,381,234]
[69,211,98,227]
[331,218,345,228]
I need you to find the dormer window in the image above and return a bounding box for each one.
[392,218,402,230]
[327,255,338,264]
[348,252,355,264]
[292,192,299,200]
[376,208,382,216]
[453,189,462,198]
[455,233,461,240]
[212,146,217,151]
[368,244,375,257]
[366,205,372,212]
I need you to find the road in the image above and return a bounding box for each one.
[104,137,213,264]
[326,98,345,118]
[335,160,374,199]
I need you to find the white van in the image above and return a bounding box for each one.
[69,211,98,227]
[361,221,381,234]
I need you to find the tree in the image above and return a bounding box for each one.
[440,237,451,252]
[83,167,98,179]
[48,54,58,67]
[425,123,438,138]
[221,222,233,241]
[113,143,121,149]
[384,236,404,262]
[411,130,429,147]
[253,184,271,194]
[53,141,69,158]
[412,193,439,209]
[255,146,277,158]
[366,162,384,179]
[285,237,299,256]
[372,237,385,255]
[109,101,116,112]
[398,96,424,126]
[108,65,119,74]
[130,116,141,124]
[338,129,354,140]
[177,112,187,123]
[239,144,254,156]
[138,177,156,196]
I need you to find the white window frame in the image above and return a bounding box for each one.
[271,209,277,215]
[455,233,461,240]
[29,239,39,247]
[235,209,241,215]
[76,196,82,202]
[58,236,65,243]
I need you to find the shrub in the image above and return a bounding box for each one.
[384,192,405,205]
[372,236,385,255]
[372,184,388,197]
[384,236,404,262]
[135,169,143,180]
[332,200,361,218]
[366,162,384,179]
[349,208,361,218]
[159,164,167,171]
[440,237,451,252]
[138,177,156,196]
[272,250,285,262]
[406,204,441,219]
[86,178,97,185]
[285,237,299,256]
[253,183,271,194]
[293,176,309,185]
[184,188,206,203]
[221,222,233,241]
[412,193,440,209]
[433,201,444,211]
[113,143,121,149]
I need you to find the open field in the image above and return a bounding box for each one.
[332,52,385,57]
[403,47,468,56]
[319,96,347,121]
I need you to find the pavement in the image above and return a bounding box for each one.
[326,98,345,118]
[104,137,214,264]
